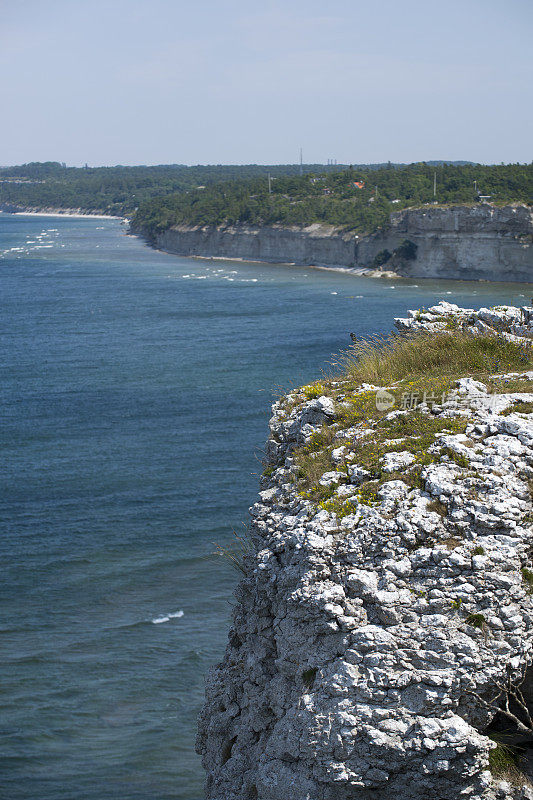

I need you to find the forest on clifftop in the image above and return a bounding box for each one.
[132,163,533,240]
[0,161,384,215]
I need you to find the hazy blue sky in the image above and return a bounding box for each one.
[1,0,531,166]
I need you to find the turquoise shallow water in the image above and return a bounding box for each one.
[1,213,531,800]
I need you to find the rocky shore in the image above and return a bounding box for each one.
[198,302,533,800]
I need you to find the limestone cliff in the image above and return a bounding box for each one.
[143,205,533,283]
[197,303,533,800]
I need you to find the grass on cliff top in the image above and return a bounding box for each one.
[286,330,533,517]
[334,330,533,388]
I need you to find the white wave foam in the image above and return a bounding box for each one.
[152,610,184,624]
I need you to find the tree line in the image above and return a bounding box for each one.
[131,163,532,240]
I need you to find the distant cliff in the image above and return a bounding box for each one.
[133,204,533,283]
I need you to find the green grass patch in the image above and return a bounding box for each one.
[289,329,532,514]
[501,400,533,416]
[302,667,317,690]
[487,738,532,789]
[440,447,470,468]
[294,448,337,501]
[465,612,487,630]
[318,497,358,518]
[357,480,381,506]
[488,740,519,775]
[521,567,533,593]
[487,376,533,394]
[334,331,533,388]
[302,381,327,399]
[305,425,336,452]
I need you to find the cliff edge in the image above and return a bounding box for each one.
[145,205,533,283]
[197,303,533,800]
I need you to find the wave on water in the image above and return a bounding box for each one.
[151,610,184,624]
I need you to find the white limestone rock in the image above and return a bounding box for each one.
[198,304,533,800]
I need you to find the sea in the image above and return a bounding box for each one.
[1,213,531,800]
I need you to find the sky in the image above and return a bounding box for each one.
[1,0,531,167]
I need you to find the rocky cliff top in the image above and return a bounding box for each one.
[390,204,533,236]
[198,303,533,800]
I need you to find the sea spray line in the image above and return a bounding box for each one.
[151,610,184,625]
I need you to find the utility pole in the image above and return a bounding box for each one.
[268,173,272,194]
[433,171,437,198]
[299,148,303,176]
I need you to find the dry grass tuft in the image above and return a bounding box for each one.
[334,331,533,388]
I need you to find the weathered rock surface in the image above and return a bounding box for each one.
[395,300,533,343]
[197,304,533,800]
[145,205,533,283]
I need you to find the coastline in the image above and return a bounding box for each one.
[10,210,124,220]
[187,252,401,279]
[138,205,533,284]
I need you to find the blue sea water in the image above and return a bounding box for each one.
[1,213,531,800]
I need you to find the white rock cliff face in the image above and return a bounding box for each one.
[197,304,533,800]
[152,205,532,283]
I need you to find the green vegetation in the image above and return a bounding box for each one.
[336,330,533,389]
[488,738,532,789]
[2,161,530,236]
[302,667,318,690]
[288,330,533,521]
[465,612,487,630]
[302,382,326,400]
[501,400,533,416]
[0,160,353,216]
[214,531,254,575]
[294,446,338,501]
[440,447,470,469]
[489,740,519,775]
[521,567,533,593]
[487,376,533,394]
[132,162,532,240]
[319,497,358,516]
